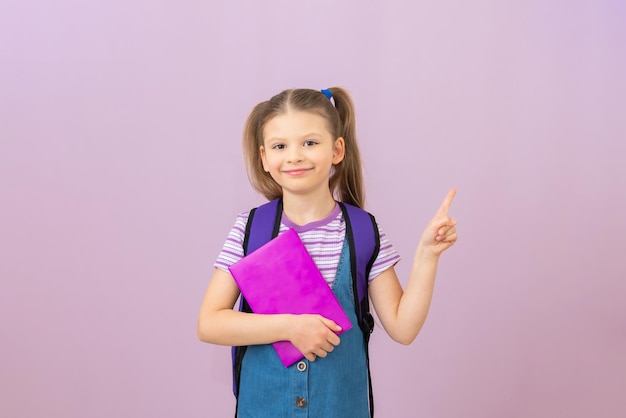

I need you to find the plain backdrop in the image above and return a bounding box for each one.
[1,1,625,417]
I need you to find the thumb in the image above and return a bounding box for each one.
[319,316,342,332]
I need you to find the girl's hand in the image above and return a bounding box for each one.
[419,188,458,257]
[288,314,341,361]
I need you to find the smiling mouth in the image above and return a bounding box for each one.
[283,168,312,176]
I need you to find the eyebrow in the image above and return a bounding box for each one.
[266,133,324,142]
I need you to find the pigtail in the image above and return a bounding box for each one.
[242,101,282,201]
[327,87,365,209]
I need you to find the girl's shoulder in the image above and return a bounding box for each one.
[214,211,251,271]
[229,211,251,240]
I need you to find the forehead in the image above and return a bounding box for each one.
[263,111,332,140]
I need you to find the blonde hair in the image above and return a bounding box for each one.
[242,87,365,208]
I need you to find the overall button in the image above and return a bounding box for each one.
[295,397,307,408]
[296,361,307,372]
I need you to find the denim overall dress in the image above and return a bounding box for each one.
[236,240,370,417]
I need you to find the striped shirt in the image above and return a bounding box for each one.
[215,204,401,286]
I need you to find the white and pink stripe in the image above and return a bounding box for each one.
[215,204,400,286]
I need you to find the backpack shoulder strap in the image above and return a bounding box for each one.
[338,202,380,418]
[243,198,283,256]
[338,202,380,334]
[232,198,282,406]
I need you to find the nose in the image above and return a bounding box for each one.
[287,146,303,164]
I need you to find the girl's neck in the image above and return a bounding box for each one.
[281,191,337,226]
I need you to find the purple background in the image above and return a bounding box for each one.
[1,1,625,417]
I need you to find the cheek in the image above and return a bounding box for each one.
[263,157,281,173]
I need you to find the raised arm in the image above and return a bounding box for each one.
[368,189,458,345]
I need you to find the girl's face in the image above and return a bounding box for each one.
[260,111,345,199]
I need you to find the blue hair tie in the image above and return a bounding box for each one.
[321,89,333,100]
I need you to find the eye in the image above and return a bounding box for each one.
[304,140,318,147]
[271,143,286,150]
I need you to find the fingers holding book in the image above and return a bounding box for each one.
[289,314,342,362]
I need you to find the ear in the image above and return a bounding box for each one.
[332,137,345,164]
[260,145,270,172]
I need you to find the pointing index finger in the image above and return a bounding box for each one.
[437,188,457,216]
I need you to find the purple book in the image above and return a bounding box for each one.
[228,228,353,367]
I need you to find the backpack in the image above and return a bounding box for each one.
[231,198,380,417]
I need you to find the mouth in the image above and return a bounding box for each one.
[282,168,312,176]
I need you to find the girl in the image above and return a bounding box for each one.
[197,87,457,417]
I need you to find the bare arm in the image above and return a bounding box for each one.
[197,268,342,361]
[369,189,458,345]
